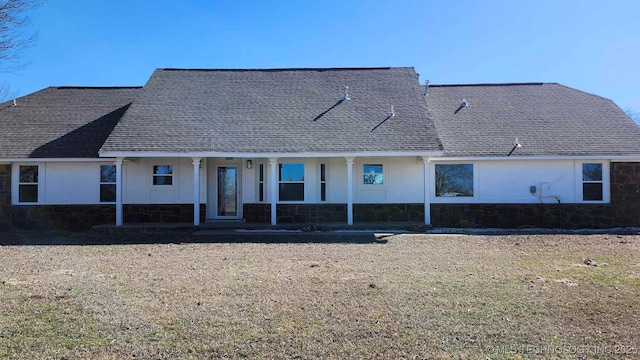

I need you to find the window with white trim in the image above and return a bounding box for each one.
[100,165,116,202]
[279,163,304,201]
[18,165,38,203]
[153,165,173,185]
[258,163,265,202]
[435,164,473,197]
[582,163,603,201]
[320,163,327,201]
[363,164,383,185]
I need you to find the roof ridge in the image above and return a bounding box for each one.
[429,82,553,87]
[159,67,397,72]
[56,86,143,89]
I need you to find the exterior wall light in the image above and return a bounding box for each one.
[246,160,253,169]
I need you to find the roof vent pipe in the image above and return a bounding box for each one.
[389,105,395,117]
[343,86,350,101]
[12,99,16,107]
[424,80,429,96]
[508,137,522,156]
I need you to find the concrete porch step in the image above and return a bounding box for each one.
[93,221,429,234]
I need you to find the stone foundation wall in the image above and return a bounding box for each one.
[243,203,270,223]
[0,164,12,230]
[243,203,347,223]
[9,205,116,231]
[354,203,424,222]
[8,203,207,231]
[123,204,206,224]
[243,203,423,223]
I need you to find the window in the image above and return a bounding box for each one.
[153,165,173,185]
[19,165,38,202]
[320,163,326,201]
[435,164,473,197]
[363,164,383,185]
[100,165,116,202]
[279,163,304,201]
[258,164,265,202]
[582,163,603,201]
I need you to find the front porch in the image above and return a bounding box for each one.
[110,155,434,228]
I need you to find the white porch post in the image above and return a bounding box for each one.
[422,157,431,226]
[192,157,201,226]
[346,157,355,225]
[269,158,278,225]
[115,157,124,227]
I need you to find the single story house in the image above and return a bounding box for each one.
[1,67,640,230]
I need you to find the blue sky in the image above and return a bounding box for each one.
[3,0,639,112]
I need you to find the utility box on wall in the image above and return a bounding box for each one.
[540,182,551,197]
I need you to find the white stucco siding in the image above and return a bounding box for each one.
[322,157,425,204]
[476,160,576,203]
[123,157,206,204]
[12,161,108,205]
[45,162,100,204]
[430,160,610,204]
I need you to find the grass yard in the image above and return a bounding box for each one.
[1,231,639,359]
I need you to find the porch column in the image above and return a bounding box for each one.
[346,157,355,225]
[192,157,201,226]
[269,158,278,225]
[422,157,431,226]
[115,157,124,227]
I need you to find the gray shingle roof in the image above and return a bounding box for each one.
[100,67,443,154]
[425,83,640,157]
[0,87,140,158]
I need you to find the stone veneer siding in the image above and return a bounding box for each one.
[6,204,206,231]
[243,203,348,223]
[431,162,640,229]
[243,203,423,223]
[353,203,424,222]
[0,164,12,230]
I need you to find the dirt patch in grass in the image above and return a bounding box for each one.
[1,232,639,359]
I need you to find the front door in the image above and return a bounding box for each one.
[216,166,239,218]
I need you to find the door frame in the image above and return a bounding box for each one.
[207,160,242,220]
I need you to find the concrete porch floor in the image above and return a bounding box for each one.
[92,220,429,234]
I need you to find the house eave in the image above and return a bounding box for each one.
[431,155,640,162]
[98,150,445,158]
[0,157,117,163]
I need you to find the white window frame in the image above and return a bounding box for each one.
[575,161,609,203]
[362,163,384,185]
[258,162,266,202]
[99,164,116,203]
[16,164,40,204]
[319,162,327,202]
[430,162,478,203]
[278,161,305,203]
[152,165,174,186]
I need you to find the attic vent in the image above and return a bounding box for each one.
[343,86,350,101]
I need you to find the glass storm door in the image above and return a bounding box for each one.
[217,166,238,217]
